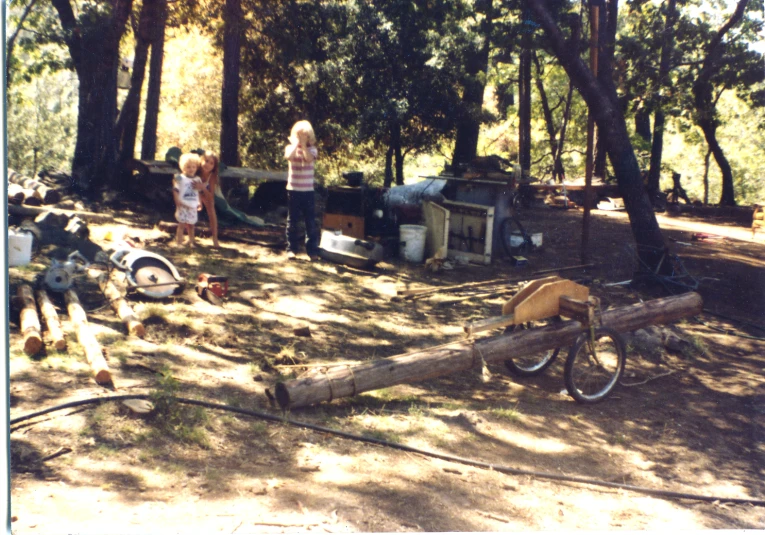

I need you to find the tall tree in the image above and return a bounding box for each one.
[50,0,134,192]
[690,0,758,206]
[525,0,668,270]
[141,0,168,161]
[116,0,160,165]
[220,0,243,167]
[645,0,679,200]
[451,0,494,167]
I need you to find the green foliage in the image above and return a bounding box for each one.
[6,70,78,176]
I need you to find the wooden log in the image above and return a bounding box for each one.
[8,204,114,223]
[275,292,703,409]
[17,285,43,356]
[88,269,145,337]
[64,289,113,386]
[35,288,67,351]
[22,189,43,206]
[8,183,26,204]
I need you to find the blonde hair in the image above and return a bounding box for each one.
[179,153,201,173]
[198,151,220,178]
[289,120,316,145]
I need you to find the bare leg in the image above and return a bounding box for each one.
[176,222,184,246]
[188,224,196,247]
[201,191,219,247]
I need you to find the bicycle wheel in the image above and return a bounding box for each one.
[500,216,531,257]
[503,318,561,377]
[564,327,626,404]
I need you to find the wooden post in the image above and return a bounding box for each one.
[88,268,145,337]
[275,292,703,409]
[36,288,67,351]
[17,285,43,356]
[8,204,115,223]
[64,289,113,386]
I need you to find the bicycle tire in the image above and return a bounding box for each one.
[500,216,531,257]
[503,318,561,377]
[564,327,626,404]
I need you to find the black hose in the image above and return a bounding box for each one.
[10,394,765,507]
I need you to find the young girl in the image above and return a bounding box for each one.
[173,153,203,247]
[284,120,319,259]
[197,151,221,247]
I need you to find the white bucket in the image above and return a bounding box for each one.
[9,229,34,266]
[399,224,427,263]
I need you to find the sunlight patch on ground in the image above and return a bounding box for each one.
[488,426,572,454]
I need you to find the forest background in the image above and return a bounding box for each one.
[5,0,765,207]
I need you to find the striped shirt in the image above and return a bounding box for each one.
[286,145,318,192]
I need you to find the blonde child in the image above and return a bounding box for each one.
[284,120,319,259]
[172,153,203,247]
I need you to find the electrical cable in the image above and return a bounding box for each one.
[10,394,765,507]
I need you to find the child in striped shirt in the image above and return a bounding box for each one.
[284,120,320,260]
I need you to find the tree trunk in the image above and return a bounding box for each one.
[703,146,712,205]
[691,0,750,207]
[275,292,703,409]
[384,145,394,188]
[220,0,243,167]
[646,0,678,200]
[391,121,404,186]
[553,82,574,182]
[518,40,532,173]
[50,0,133,193]
[532,52,565,181]
[634,107,652,143]
[526,0,668,272]
[116,0,158,166]
[451,0,493,167]
[141,0,167,161]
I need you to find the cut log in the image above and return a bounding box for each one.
[275,292,703,409]
[8,204,114,223]
[8,169,61,203]
[87,269,145,338]
[64,289,113,386]
[8,183,25,204]
[35,288,67,351]
[17,285,43,356]
[22,189,43,206]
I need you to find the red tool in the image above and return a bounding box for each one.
[196,273,228,299]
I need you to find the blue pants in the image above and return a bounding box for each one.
[286,190,319,256]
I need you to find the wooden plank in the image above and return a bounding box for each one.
[513,279,589,324]
[423,201,449,259]
[502,276,561,315]
[464,314,516,336]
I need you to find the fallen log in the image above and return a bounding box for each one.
[88,268,145,337]
[64,289,113,386]
[8,204,114,223]
[274,292,703,409]
[17,285,43,356]
[36,288,67,351]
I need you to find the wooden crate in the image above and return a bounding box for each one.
[322,213,365,239]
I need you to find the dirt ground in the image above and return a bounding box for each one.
[8,198,765,533]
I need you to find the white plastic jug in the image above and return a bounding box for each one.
[9,229,34,266]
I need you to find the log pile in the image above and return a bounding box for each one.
[8,169,62,205]
[274,292,703,409]
[64,289,113,386]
